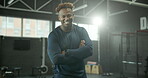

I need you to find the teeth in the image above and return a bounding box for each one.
[65,22,69,24]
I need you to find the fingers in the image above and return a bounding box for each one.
[81,40,85,44]
[61,51,65,55]
[79,40,85,47]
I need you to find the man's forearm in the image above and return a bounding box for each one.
[66,45,92,59]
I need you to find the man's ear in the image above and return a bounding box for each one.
[71,14,74,18]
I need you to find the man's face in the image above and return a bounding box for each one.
[58,8,74,28]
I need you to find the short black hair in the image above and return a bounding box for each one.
[55,2,74,13]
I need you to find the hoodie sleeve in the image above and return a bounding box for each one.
[66,27,93,59]
[47,32,81,65]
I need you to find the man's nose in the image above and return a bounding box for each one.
[65,16,71,20]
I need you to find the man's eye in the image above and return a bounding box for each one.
[62,16,65,18]
[67,14,72,17]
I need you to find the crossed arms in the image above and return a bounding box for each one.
[48,28,93,65]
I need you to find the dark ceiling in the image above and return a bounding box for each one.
[0,0,107,16]
[0,0,148,21]
[0,0,148,15]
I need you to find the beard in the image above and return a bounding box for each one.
[62,19,73,28]
[60,19,73,32]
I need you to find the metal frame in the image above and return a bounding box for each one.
[73,0,79,4]
[1,0,146,18]
[0,4,2,7]
[109,10,128,16]
[111,0,148,8]
[85,0,105,16]
[121,32,137,78]
[0,0,102,17]
[136,30,148,77]
[37,0,52,11]
[0,0,53,14]
[73,4,88,12]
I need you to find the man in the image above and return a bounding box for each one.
[48,2,93,78]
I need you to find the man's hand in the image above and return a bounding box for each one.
[79,40,85,47]
[61,50,66,55]
[61,40,85,55]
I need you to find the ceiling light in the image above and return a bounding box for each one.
[92,16,103,26]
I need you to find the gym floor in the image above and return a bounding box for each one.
[17,74,115,78]
[15,73,146,78]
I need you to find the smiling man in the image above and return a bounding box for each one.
[47,2,93,78]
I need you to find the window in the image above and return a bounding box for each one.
[6,17,21,37]
[88,24,99,41]
[0,16,6,35]
[23,18,51,38]
[7,17,14,28]
[0,16,52,38]
[23,18,36,37]
[24,19,31,35]
[78,23,99,41]
[55,21,61,28]
[78,23,89,31]
[2,17,6,28]
[36,20,50,37]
